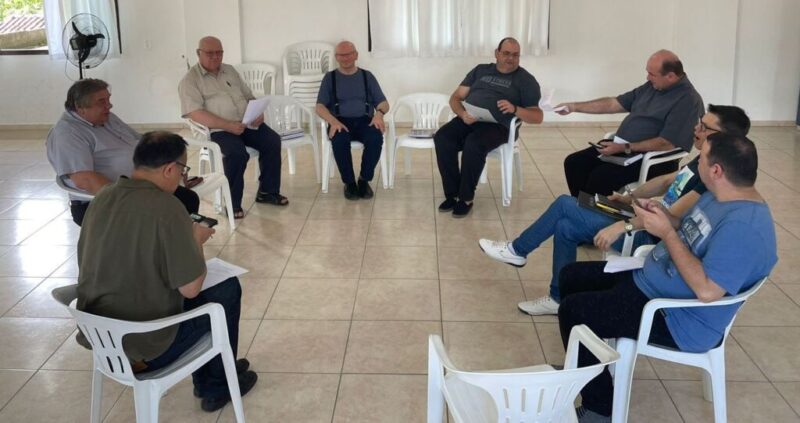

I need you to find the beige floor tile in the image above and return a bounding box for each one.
[42,329,92,371]
[237,319,261,356]
[265,278,357,320]
[0,277,42,315]
[0,199,66,221]
[297,219,370,246]
[308,197,373,220]
[626,379,684,422]
[774,382,800,415]
[732,327,800,382]
[442,321,544,371]
[218,373,339,423]
[247,320,349,373]
[0,370,125,422]
[438,247,519,280]
[780,284,800,304]
[360,246,439,279]
[19,219,80,246]
[517,248,555,281]
[734,283,800,326]
[497,197,553,221]
[437,218,506,247]
[664,380,800,423]
[276,177,322,198]
[0,246,73,277]
[246,196,315,221]
[103,381,220,423]
[372,196,435,221]
[240,277,279,320]
[353,279,440,321]
[0,317,75,369]
[649,335,767,382]
[434,196,501,220]
[0,181,51,199]
[226,217,305,246]
[343,320,440,374]
[770,250,800,284]
[0,219,46,246]
[218,244,293,278]
[5,277,75,318]
[0,369,34,409]
[441,280,530,322]
[366,219,436,246]
[283,245,364,278]
[49,254,79,277]
[377,178,434,198]
[333,374,427,423]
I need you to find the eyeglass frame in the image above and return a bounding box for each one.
[174,160,191,176]
[697,117,721,133]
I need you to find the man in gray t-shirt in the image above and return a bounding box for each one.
[558,49,704,197]
[434,37,543,217]
[316,41,390,200]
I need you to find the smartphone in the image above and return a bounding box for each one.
[631,196,646,209]
[190,213,218,228]
[588,141,606,149]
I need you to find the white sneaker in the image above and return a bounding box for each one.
[518,296,560,316]
[478,239,526,267]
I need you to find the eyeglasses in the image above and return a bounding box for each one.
[198,49,224,57]
[499,51,520,58]
[175,160,191,176]
[697,117,720,133]
[335,51,356,57]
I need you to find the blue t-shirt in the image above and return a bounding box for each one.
[633,192,777,352]
[316,68,386,118]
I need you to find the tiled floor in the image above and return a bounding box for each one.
[0,125,799,422]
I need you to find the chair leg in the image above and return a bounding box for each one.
[427,343,445,423]
[287,147,297,175]
[221,183,236,232]
[380,148,389,189]
[514,151,523,192]
[389,144,398,188]
[222,347,246,423]
[611,338,638,423]
[404,149,412,175]
[321,143,330,193]
[707,348,727,423]
[311,140,322,183]
[133,384,160,423]
[500,150,510,207]
[89,367,103,423]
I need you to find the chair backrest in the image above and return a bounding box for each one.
[431,325,618,423]
[263,95,315,136]
[282,41,335,77]
[392,93,450,130]
[234,62,277,97]
[285,74,325,110]
[51,285,139,384]
[56,175,95,201]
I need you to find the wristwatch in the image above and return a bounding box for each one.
[624,220,634,235]
[624,143,632,155]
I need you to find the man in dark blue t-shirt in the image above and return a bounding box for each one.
[316,41,390,200]
[434,37,543,217]
[558,49,704,198]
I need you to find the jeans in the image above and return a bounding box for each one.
[329,116,384,184]
[210,123,282,210]
[557,262,676,417]
[511,195,615,301]
[143,277,242,399]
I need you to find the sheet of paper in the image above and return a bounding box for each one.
[603,255,646,273]
[612,135,630,144]
[538,88,568,112]
[462,102,497,123]
[242,96,271,127]
[202,258,249,291]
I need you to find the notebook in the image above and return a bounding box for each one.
[577,191,635,220]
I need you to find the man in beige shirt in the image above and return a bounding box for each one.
[179,36,287,218]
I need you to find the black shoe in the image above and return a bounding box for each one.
[200,370,258,412]
[438,198,458,212]
[357,179,373,199]
[344,182,359,200]
[194,359,251,398]
[452,200,473,218]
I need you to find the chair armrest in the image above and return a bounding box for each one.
[565,324,619,370]
[184,137,224,175]
[632,244,655,258]
[109,302,227,336]
[506,116,521,146]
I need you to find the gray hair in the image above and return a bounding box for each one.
[64,78,109,111]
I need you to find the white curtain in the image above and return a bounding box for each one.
[44,0,120,60]
[369,0,549,58]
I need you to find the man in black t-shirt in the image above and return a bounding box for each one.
[434,37,543,217]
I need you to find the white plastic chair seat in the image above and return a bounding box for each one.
[320,120,388,193]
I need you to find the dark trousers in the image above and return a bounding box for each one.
[564,146,679,197]
[330,116,384,184]
[210,123,282,209]
[557,262,677,417]
[143,277,242,399]
[434,118,508,202]
[70,185,200,226]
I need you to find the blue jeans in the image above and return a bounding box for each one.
[143,277,242,399]
[511,195,615,301]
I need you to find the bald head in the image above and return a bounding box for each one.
[335,41,356,54]
[334,40,358,74]
[196,36,223,73]
[645,49,684,90]
[198,36,222,51]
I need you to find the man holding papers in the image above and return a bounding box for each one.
[76,132,256,412]
[434,37,543,217]
[558,50,704,197]
[179,36,287,219]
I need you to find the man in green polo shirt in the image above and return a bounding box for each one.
[77,131,257,412]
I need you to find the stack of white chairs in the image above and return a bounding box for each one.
[234,62,277,97]
[282,41,335,110]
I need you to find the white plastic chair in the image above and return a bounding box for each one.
[610,251,768,423]
[181,133,237,233]
[282,42,334,110]
[56,175,95,201]
[602,131,689,190]
[185,119,260,181]
[51,284,246,423]
[319,119,388,194]
[386,93,450,188]
[234,62,277,97]
[428,324,619,423]
[264,95,321,182]
[479,117,523,207]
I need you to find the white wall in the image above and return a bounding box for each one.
[0,0,798,125]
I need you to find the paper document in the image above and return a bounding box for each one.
[612,135,629,144]
[603,255,646,273]
[242,96,271,127]
[202,258,249,291]
[462,102,497,123]
[538,88,567,112]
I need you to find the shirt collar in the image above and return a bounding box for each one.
[66,110,98,127]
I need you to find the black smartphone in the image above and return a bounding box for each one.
[588,141,606,149]
[190,213,218,228]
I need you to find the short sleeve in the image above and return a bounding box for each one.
[366,71,386,107]
[700,221,765,295]
[316,72,333,109]
[460,66,480,87]
[519,73,541,108]
[47,126,95,176]
[157,203,206,290]
[616,86,640,111]
[178,74,206,117]
[658,94,703,151]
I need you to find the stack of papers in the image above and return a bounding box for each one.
[202,258,249,291]
[462,102,497,123]
[539,88,568,112]
[603,255,646,273]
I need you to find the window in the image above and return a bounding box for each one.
[0,0,48,55]
[368,0,550,58]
